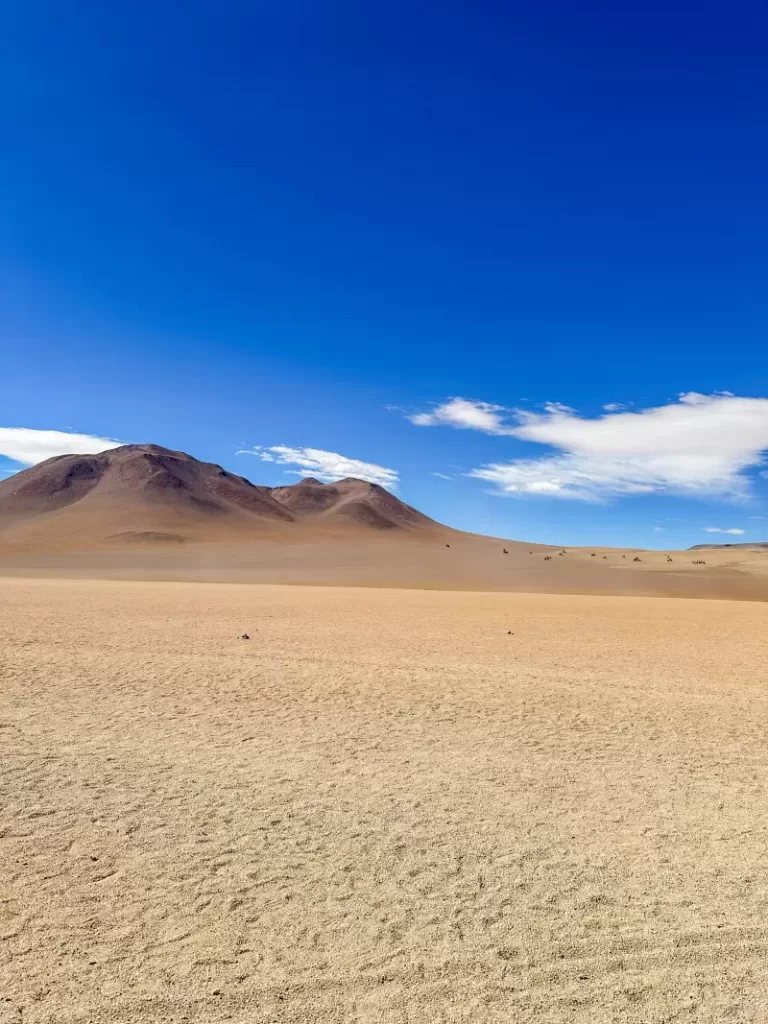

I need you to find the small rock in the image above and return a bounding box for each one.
[240,634,250,640]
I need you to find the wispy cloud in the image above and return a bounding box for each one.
[603,402,627,412]
[237,446,398,488]
[410,393,768,502]
[431,472,452,480]
[409,398,515,435]
[0,427,122,466]
[703,527,746,535]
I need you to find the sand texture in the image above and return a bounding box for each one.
[2,534,768,602]
[2,579,768,1022]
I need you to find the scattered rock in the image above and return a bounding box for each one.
[240,634,250,640]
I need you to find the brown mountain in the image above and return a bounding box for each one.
[270,476,433,530]
[0,444,440,549]
[2,444,768,602]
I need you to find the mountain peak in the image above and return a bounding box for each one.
[109,443,190,458]
[0,443,440,547]
[269,475,432,529]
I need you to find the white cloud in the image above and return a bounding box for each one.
[409,398,515,435]
[407,392,768,501]
[0,427,122,466]
[237,446,398,488]
[703,527,746,535]
[431,472,452,480]
[603,402,627,412]
[653,526,664,533]
[748,516,766,520]
[543,401,576,415]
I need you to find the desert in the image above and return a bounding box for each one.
[2,448,768,1023]
[3,578,768,1023]
[1,444,766,600]
[8,4,768,1019]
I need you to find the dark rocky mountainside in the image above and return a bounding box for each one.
[0,444,441,542]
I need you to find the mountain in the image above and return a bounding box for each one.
[3,445,768,601]
[270,476,433,530]
[0,444,441,549]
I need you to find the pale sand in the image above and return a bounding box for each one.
[2,578,768,1022]
[2,532,768,601]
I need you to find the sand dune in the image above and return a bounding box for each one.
[2,578,768,1022]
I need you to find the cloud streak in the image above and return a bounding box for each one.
[238,446,398,488]
[0,427,122,466]
[410,393,768,501]
[409,398,515,435]
[703,527,746,535]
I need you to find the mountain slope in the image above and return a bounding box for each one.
[0,444,442,549]
[0,444,294,527]
[270,476,436,530]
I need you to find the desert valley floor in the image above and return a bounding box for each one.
[2,577,768,1022]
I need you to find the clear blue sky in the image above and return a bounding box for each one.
[3,0,768,547]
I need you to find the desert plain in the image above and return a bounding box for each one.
[3,576,768,1023]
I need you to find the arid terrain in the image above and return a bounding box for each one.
[1,443,767,600]
[3,577,768,1023]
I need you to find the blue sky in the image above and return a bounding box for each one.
[3,0,768,547]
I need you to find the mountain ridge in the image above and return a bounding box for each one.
[689,542,768,550]
[0,443,442,547]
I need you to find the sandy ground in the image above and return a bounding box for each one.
[1,532,767,601]
[2,578,768,1023]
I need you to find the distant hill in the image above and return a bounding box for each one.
[689,541,768,550]
[0,444,442,549]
